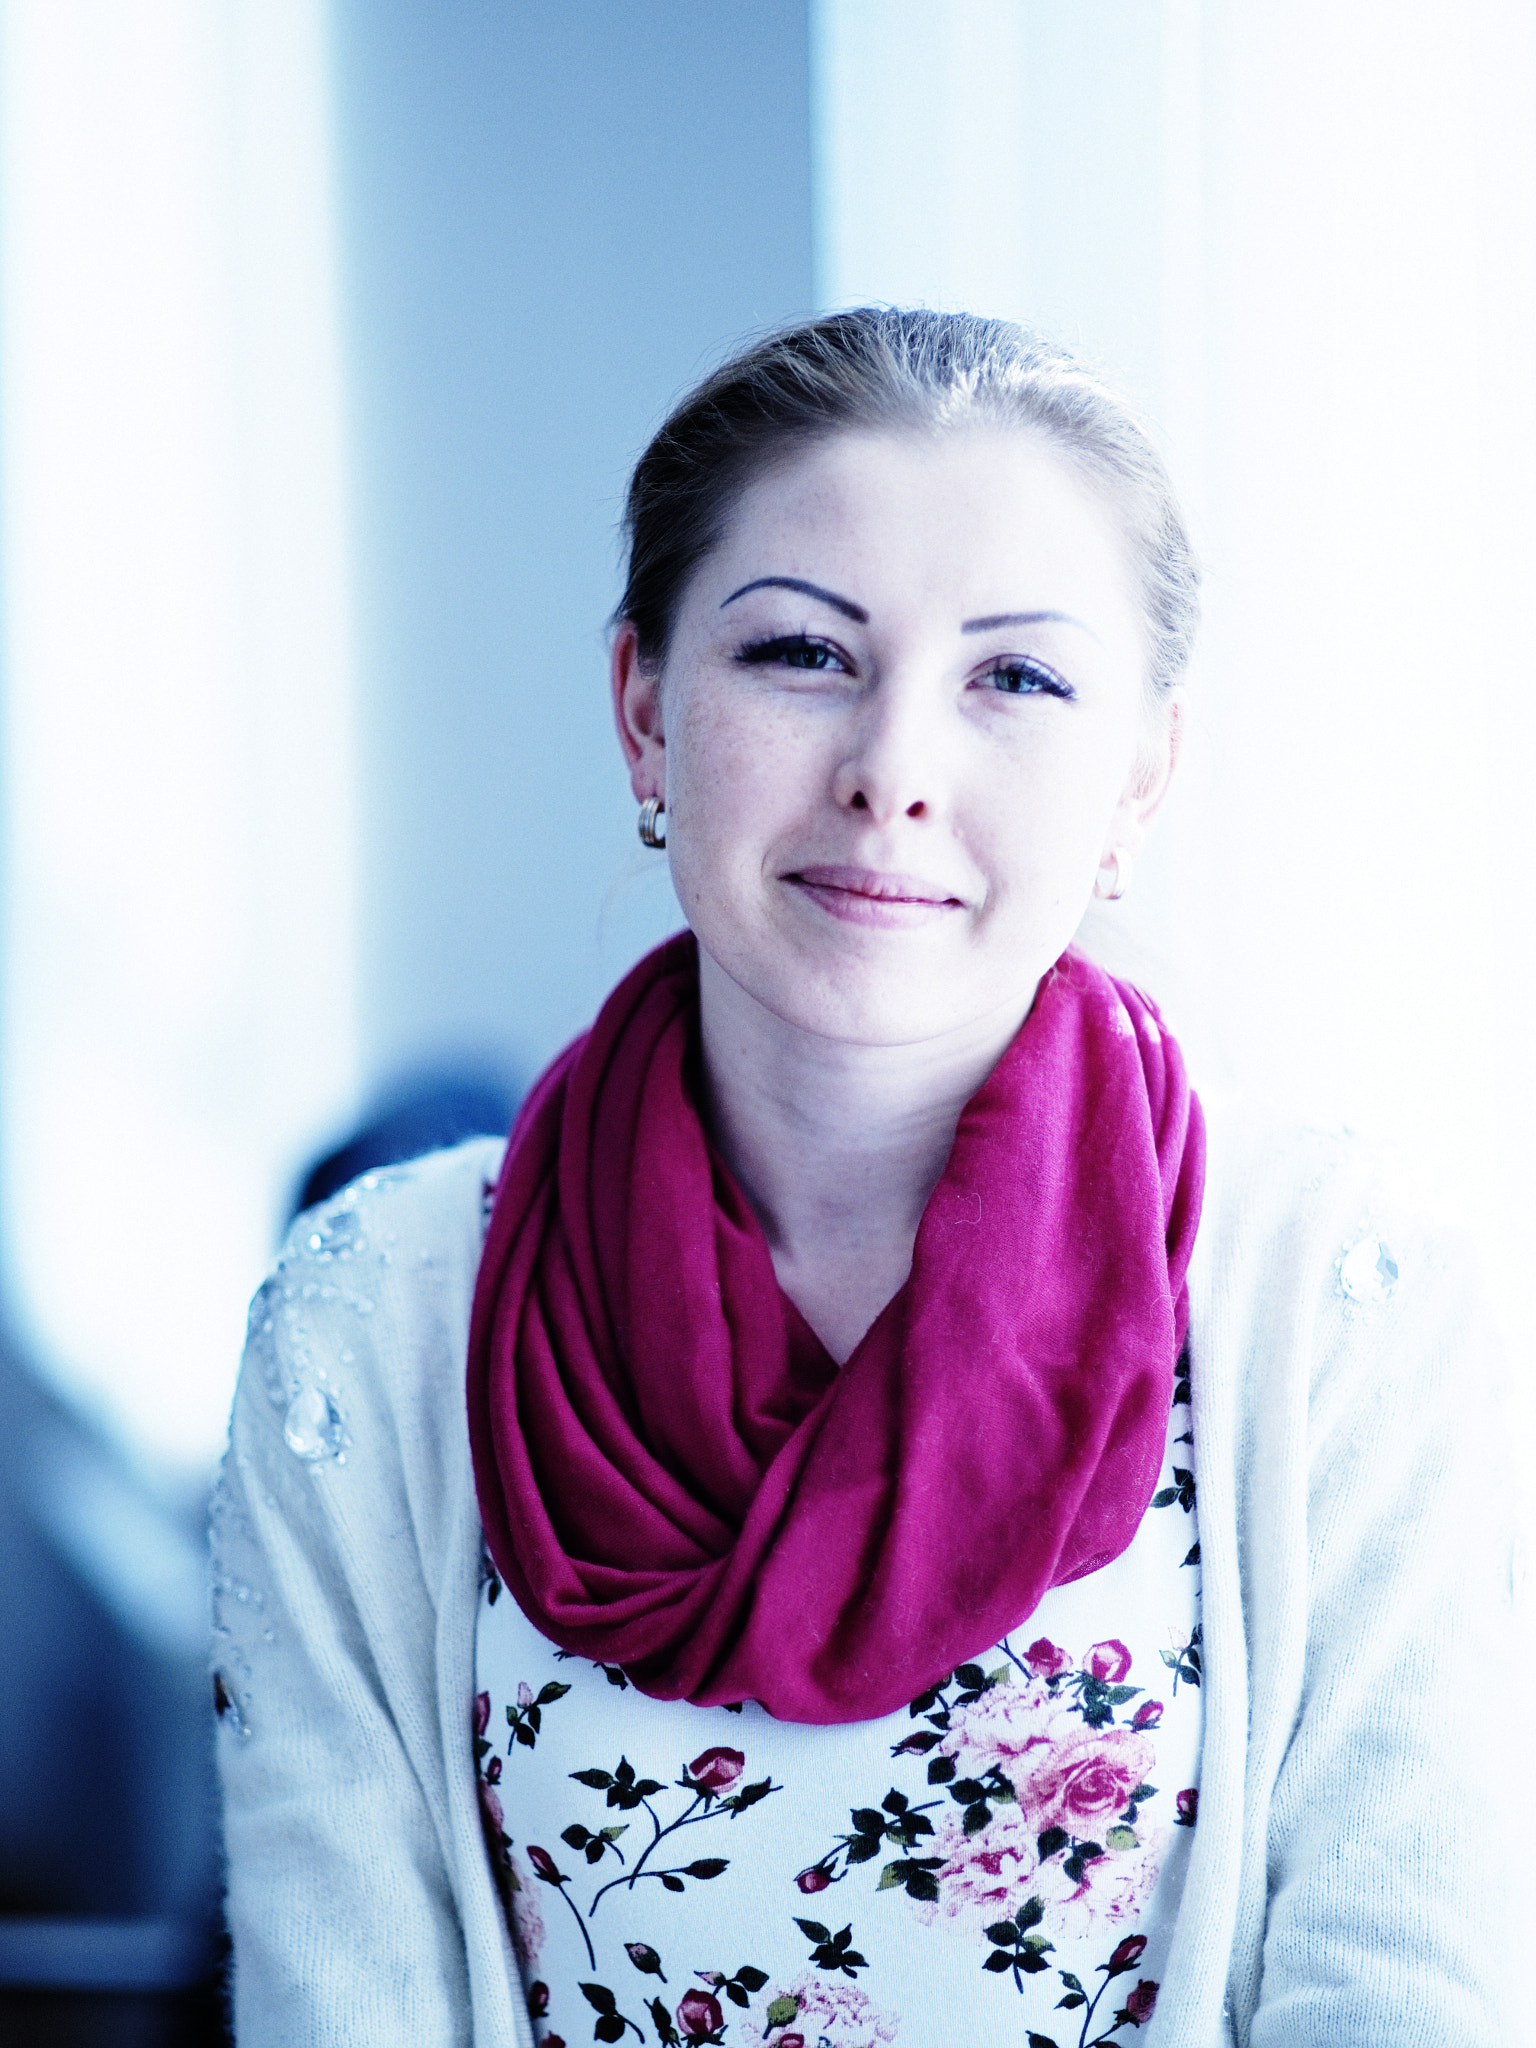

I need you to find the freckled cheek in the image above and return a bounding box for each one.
[669,696,824,864]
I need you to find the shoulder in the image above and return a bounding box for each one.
[1195,1094,1487,1371]
[1190,1094,1509,1528]
[235,1136,505,1526]
[275,1134,504,1357]
[281,1133,505,1278]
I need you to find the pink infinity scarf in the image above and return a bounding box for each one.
[467,934,1204,1724]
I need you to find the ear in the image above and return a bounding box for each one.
[1101,687,1186,868]
[611,620,666,802]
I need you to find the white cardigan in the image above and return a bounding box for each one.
[211,1105,1518,2045]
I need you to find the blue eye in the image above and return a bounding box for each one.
[985,657,1073,700]
[736,634,845,672]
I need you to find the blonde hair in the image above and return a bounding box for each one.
[618,307,1199,697]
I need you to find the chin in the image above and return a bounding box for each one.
[755,964,998,1050]
[693,895,1060,1050]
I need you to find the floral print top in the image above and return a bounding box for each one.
[474,1359,1201,2048]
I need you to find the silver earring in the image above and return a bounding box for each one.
[637,796,667,849]
[1094,848,1130,901]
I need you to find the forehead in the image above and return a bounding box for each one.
[694,425,1141,630]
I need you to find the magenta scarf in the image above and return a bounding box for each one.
[467,934,1204,1725]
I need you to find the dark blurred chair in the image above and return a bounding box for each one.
[0,1065,517,2047]
[0,1337,226,2046]
[290,1066,519,1221]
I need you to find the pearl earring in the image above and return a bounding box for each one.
[1094,849,1130,901]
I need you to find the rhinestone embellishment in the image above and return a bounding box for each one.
[1337,1236,1398,1305]
[283,1383,348,1462]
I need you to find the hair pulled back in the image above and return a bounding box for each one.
[618,307,1199,699]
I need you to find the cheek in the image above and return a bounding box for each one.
[668,687,820,857]
[966,726,1137,895]
[664,698,814,959]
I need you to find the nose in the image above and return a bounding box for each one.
[830,672,945,824]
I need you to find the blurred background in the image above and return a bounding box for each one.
[0,0,1531,2038]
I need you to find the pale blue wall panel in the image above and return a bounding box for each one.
[333,0,815,1087]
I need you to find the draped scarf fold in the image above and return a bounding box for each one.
[467,934,1204,1724]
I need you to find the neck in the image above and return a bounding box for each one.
[697,951,1035,1364]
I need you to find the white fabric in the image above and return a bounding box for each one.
[212,1104,1518,2045]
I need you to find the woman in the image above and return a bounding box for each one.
[212,311,1513,2045]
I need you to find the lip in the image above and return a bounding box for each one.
[785,863,968,929]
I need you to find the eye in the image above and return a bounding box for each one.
[981,655,1074,701]
[735,633,848,673]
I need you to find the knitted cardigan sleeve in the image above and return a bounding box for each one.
[212,1141,527,2048]
[1197,1118,1521,2047]
[1257,1207,1516,2041]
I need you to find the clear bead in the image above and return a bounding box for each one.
[1338,1236,1398,1305]
[283,1383,348,1462]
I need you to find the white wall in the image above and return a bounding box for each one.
[0,0,359,1475]
[816,0,1536,1411]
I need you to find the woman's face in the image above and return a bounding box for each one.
[614,427,1178,1050]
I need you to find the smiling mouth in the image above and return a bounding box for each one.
[785,864,967,927]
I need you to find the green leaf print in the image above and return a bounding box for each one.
[794,1918,869,1977]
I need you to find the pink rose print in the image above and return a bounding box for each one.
[687,1745,745,1794]
[1024,1637,1071,1678]
[1109,1934,1148,1971]
[1019,1725,1154,1836]
[1176,1787,1198,1826]
[1032,1825,1162,1940]
[795,1862,834,1893]
[476,1779,505,1840]
[485,1755,502,1785]
[754,1973,898,2047]
[919,1807,1040,1933]
[938,1679,1063,1785]
[516,1680,534,1708]
[505,1851,545,1969]
[473,1690,490,1737]
[1126,1979,1159,2023]
[1130,1699,1163,1731]
[526,1843,560,1883]
[677,1986,724,2038]
[1085,1639,1133,1682]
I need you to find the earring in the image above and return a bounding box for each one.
[1094,848,1130,901]
[637,796,667,849]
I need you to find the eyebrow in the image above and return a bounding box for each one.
[962,609,1098,641]
[720,576,869,623]
[719,583,1100,645]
